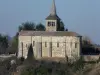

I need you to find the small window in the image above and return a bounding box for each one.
[52,22,55,26]
[57,42,59,47]
[33,41,35,46]
[26,44,27,47]
[45,42,47,47]
[41,42,42,46]
[21,42,23,57]
[21,42,23,48]
[75,43,77,48]
[48,22,51,26]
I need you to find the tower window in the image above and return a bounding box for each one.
[57,42,59,47]
[33,41,35,46]
[48,22,55,26]
[48,22,51,26]
[45,42,47,47]
[52,22,55,26]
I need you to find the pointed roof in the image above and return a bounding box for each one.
[50,0,56,16]
[46,0,60,20]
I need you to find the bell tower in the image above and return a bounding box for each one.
[46,0,60,31]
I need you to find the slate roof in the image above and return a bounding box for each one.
[50,0,56,16]
[46,0,60,20]
[19,31,81,37]
[46,14,60,20]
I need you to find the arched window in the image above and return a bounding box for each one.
[33,41,35,46]
[21,42,23,57]
[52,22,55,26]
[57,42,59,47]
[48,22,51,26]
[26,44,27,47]
[75,43,77,48]
[45,42,47,47]
[48,22,55,26]
[21,42,23,48]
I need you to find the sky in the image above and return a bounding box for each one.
[0,0,100,44]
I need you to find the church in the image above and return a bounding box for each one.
[18,0,82,60]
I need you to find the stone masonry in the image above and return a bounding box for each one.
[18,35,81,60]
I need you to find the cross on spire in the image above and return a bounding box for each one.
[50,0,56,16]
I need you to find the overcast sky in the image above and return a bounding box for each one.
[0,0,100,44]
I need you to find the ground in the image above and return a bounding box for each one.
[0,56,100,75]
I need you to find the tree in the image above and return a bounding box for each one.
[36,23,45,31]
[82,36,93,46]
[9,22,46,54]
[9,22,36,54]
[18,22,36,31]
[0,34,8,54]
[18,22,46,31]
[59,20,65,31]
[65,28,68,31]
[7,33,18,54]
[27,44,34,60]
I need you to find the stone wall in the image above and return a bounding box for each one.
[83,55,100,61]
[18,36,31,59]
[46,20,57,31]
[18,36,81,60]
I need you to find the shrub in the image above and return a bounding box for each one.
[72,56,84,72]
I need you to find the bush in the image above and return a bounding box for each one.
[72,56,84,72]
[21,65,49,75]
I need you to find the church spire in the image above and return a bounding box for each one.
[46,0,61,31]
[50,0,56,16]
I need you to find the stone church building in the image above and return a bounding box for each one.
[18,0,82,60]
